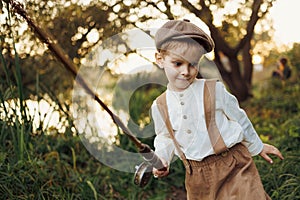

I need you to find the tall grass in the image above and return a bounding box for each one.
[1,2,299,199]
[0,33,30,163]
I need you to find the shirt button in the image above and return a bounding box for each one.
[186,129,192,134]
[179,94,184,97]
[180,102,184,105]
[183,115,187,119]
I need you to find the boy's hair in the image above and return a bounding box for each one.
[159,38,206,58]
[155,19,214,53]
[279,57,288,65]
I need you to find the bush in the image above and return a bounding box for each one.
[249,78,300,200]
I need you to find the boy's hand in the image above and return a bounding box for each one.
[259,143,284,164]
[152,158,169,178]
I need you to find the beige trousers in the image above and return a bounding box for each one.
[185,143,271,200]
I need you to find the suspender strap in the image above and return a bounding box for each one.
[204,80,228,154]
[156,92,192,174]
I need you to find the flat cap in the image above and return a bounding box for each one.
[155,19,215,52]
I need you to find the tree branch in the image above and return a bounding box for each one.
[236,0,263,52]
[145,0,174,20]
[163,0,174,20]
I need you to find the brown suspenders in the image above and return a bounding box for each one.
[156,80,227,173]
[156,89,192,174]
[203,80,228,154]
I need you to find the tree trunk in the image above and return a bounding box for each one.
[243,41,253,90]
[214,49,250,102]
[227,57,250,102]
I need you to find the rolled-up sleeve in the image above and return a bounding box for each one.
[217,82,264,156]
[151,100,175,165]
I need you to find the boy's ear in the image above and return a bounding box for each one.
[155,52,163,68]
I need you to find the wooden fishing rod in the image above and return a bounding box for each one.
[8,0,166,186]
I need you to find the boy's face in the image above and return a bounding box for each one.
[155,45,203,92]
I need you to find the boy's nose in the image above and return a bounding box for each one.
[180,65,189,76]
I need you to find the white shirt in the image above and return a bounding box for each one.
[151,79,264,164]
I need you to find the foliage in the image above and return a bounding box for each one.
[1,0,280,103]
[1,0,300,199]
[244,78,300,200]
[287,43,300,72]
[112,71,167,156]
[0,0,133,102]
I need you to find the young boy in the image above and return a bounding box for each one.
[151,19,284,199]
[272,57,291,80]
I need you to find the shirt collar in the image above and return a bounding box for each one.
[167,79,197,99]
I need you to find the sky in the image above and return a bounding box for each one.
[269,0,300,46]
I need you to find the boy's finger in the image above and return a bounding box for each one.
[261,153,273,164]
[275,151,284,160]
[265,144,284,160]
[269,145,284,160]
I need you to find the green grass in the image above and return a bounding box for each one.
[1,6,299,198]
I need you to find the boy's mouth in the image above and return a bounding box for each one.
[177,77,190,81]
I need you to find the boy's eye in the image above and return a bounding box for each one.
[173,61,182,66]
